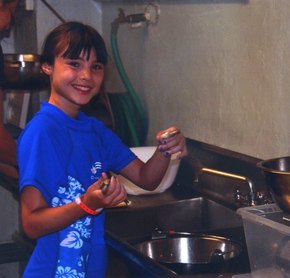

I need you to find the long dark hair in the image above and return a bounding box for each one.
[40,21,108,65]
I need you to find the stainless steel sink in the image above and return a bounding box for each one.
[105,197,250,277]
[105,197,243,240]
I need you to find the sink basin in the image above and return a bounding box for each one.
[105,197,250,276]
[106,197,243,240]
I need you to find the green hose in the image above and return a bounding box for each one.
[110,28,148,146]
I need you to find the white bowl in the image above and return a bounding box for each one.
[118,146,180,195]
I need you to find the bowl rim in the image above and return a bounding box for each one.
[257,156,290,174]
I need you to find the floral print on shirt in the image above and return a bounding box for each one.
[51,175,94,278]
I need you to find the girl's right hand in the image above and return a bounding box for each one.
[82,173,127,211]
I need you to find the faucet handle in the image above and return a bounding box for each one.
[234,188,273,207]
[234,188,251,207]
[255,191,273,205]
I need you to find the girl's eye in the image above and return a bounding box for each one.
[68,61,80,68]
[92,63,104,71]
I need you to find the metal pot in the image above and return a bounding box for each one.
[135,232,242,275]
[257,156,290,214]
[4,54,49,90]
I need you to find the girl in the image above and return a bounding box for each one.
[18,21,187,277]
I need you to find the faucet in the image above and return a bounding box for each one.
[111,8,149,33]
[199,167,257,206]
[194,166,273,207]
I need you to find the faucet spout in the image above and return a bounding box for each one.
[125,13,148,24]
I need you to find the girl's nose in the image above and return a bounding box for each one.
[79,68,91,81]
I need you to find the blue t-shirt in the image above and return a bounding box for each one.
[18,102,136,278]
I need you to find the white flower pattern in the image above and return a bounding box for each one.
[60,231,83,249]
[52,175,95,277]
[55,265,85,278]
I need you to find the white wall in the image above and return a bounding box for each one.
[101,0,290,159]
[1,33,15,53]
[35,0,103,52]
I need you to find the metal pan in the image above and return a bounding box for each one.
[135,232,242,275]
[4,54,49,90]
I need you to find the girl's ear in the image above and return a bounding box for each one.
[42,63,52,75]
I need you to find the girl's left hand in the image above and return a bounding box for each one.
[156,126,188,159]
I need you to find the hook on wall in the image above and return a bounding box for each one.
[144,3,160,25]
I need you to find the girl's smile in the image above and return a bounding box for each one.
[44,49,105,118]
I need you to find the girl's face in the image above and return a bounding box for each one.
[43,48,105,117]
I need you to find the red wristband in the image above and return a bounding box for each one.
[75,197,103,216]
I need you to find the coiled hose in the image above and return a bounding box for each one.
[109,18,148,147]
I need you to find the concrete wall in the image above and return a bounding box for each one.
[102,0,290,159]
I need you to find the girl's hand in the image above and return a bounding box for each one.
[156,126,188,159]
[82,173,127,211]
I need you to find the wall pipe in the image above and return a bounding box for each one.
[110,11,149,146]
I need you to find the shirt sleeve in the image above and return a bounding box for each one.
[17,117,72,201]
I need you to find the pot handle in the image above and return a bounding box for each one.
[6,61,26,68]
[210,249,225,264]
[151,228,167,240]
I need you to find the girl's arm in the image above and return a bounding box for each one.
[120,126,187,191]
[21,174,127,239]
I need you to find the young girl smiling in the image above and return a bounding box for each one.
[18,21,187,277]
